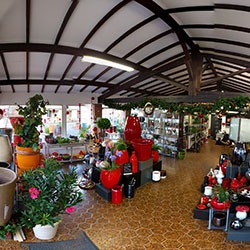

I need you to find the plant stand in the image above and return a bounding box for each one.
[208,207,230,232]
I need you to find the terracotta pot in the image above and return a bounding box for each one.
[210,197,230,210]
[100,168,121,189]
[124,116,141,141]
[131,138,153,161]
[114,150,129,166]
[16,145,40,173]
[151,150,159,162]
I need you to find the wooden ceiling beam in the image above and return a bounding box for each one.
[201,68,250,86]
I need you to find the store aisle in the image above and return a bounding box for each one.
[2,139,250,250]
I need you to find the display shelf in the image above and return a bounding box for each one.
[140,110,180,157]
[43,142,86,163]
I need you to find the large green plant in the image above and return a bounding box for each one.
[15,94,49,151]
[19,158,83,228]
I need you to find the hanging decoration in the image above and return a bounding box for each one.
[104,96,250,115]
[143,102,155,116]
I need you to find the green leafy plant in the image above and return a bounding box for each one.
[151,144,161,151]
[79,125,90,138]
[213,184,230,202]
[0,221,18,239]
[115,138,127,150]
[15,94,49,151]
[19,158,83,228]
[97,118,111,130]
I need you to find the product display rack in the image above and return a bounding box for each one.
[43,142,86,163]
[184,115,209,152]
[140,110,180,158]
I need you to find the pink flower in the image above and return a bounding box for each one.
[39,163,45,169]
[65,206,75,214]
[29,187,40,199]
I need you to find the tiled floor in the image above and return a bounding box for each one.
[2,139,250,249]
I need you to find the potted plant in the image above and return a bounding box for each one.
[14,94,49,172]
[19,158,83,240]
[97,118,111,138]
[211,184,231,210]
[114,138,129,166]
[151,144,161,162]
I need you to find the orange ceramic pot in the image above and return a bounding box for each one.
[16,145,40,173]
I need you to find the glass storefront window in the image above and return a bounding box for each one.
[42,106,62,137]
[66,104,92,137]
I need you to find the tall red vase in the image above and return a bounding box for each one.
[100,168,121,189]
[124,116,141,141]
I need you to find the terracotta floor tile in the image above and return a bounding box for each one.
[2,139,250,249]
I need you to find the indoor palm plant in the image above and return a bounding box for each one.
[19,158,83,240]
[15,94,49,172]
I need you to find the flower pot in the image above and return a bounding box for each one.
[131,138,153,161]
[114,150,129,166]
[16,145,40,173]
[0,168,17,226]
[33,222,59,240]
[210,197,230,210]
[124,116,141,141]
[151,150,159,162]
[100,168,121,189]
[178,151,185,160]
[0,134,13,163]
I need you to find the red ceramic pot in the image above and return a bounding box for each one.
[131,138,153,161]
[114,150,129,166]
[100,168,121,189]
[151,150,159,162]
[210,197,230,210]
[124,116,141,141]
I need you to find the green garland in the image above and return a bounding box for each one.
[104,96,250,115]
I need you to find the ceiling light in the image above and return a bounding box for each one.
[81,55,134,72]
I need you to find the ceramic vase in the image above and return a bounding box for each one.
[0,135,13,163]
[236,211,248,221]
[124,116,141,141]
[33,222,59,240]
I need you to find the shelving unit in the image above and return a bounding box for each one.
[140,110,180,158]
[43,142,86,163]
[184,115,209,152]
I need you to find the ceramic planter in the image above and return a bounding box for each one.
[114,150,129,166]
[33,222,59,240]
[0,168,17,226]
[151,150,159,162]
[131,138,153,161]
[100,168,121,189]
[210,197,230,210]
[15,145,40,174]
